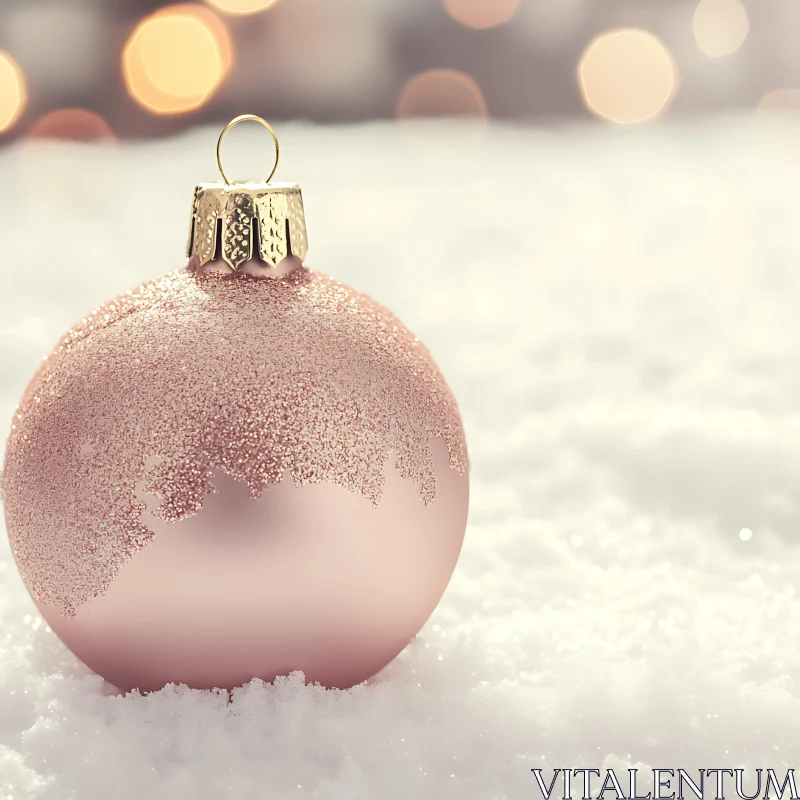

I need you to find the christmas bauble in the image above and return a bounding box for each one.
[1,116,469,693]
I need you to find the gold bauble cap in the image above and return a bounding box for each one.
[187,115,309,271]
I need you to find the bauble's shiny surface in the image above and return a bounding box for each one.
[2,261,469,692]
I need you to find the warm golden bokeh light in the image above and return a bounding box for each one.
[442,0,520,30]
[27,108,115,142]
[578,29,678,125]
[0,51,27,134]
[205,0,279,14]
[396,69,488,120]
[123,4,232,115]
[692,0,749,59]
[757,89,800,113]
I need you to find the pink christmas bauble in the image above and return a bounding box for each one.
[2,262,469,692]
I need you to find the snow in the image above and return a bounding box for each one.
[2,118,800,797]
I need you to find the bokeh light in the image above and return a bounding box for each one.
[757,89,800,114]
[396,69,487,120]
[0,51,27,134]
[578,29,678,125]
[693,0,749,59]
[123,4,232,115]
[443,0,520,30]
[205,0,280,14]
[27,108,115,142]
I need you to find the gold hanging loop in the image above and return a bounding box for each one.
[188,113,307,271]
[216,114,280,185]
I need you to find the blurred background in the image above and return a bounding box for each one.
[1,0,800,142]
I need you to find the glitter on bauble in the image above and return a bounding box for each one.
[0,119,469,693]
